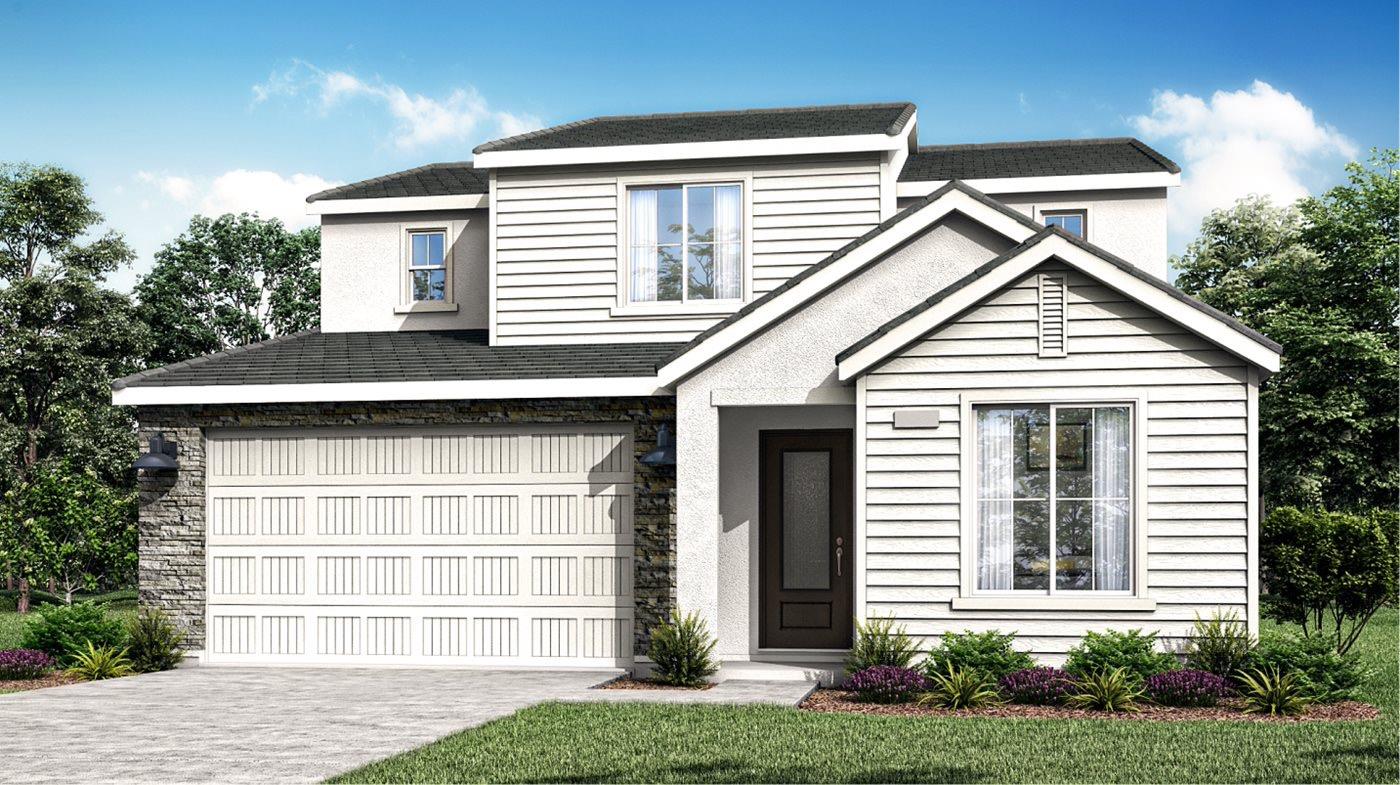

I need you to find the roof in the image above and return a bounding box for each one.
[836,225,1281,369]
[113,330,682,389]
[306,163,487,202]
[474,102,916,154]
[898,138,1180,181]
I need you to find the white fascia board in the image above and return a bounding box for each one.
[837,234,1281,380]
[655,189,1039,386]
[475,133,907,169]
[112,376,669,406]
[895,171,1180,198]
[306,194,489,215]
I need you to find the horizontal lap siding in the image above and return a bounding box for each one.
[862,265,1250,659]
[493,158,882,345]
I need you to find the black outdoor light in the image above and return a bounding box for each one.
[640,423,676,466]
[133,432,179,473]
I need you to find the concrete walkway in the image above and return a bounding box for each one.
[0,667,814,784]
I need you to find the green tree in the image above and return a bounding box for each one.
[135,213,319,365]
[1173,151,1399,511]
[0,162,149,612]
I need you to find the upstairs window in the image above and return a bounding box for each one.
[1042,209,1087,238]
[628,183,742,303]
[408,230,447,301]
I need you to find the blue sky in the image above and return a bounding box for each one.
[3,0,1395,291]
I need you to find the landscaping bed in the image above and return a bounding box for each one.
[802,687,1380,723]
[0,671,80,695]
[599,676,714,691]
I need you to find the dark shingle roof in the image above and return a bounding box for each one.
[113,330,681,388]
[306,163,488,202]
[474,103,916,153]
[898,138,1180,181]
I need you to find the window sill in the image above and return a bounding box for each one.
[610,301,742,319]
[951,596,1156,612]
[394,301,458,314]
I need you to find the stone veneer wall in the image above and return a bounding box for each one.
[135,397,676,655]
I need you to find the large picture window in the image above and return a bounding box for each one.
[974,403,1131,594]
[628,183,742,304]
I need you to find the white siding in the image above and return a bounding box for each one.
[493,156,883,344]
[860,262,1250,660]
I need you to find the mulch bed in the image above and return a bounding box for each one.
[597,676,715,691]
[801,689,1380,724]
[0,672,81,695]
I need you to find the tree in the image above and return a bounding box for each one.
[135,213,319,365]
[0,163,149,612]
[0,461,137,604]
[1173,151,1399,511]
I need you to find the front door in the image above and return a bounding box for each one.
[760,429,853,649]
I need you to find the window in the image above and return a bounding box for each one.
[628,183,742,303]
[1042,209,1087,238]
[973,403,1131,594]
[408,230,447,302]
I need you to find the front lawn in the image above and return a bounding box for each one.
[332,608,1398,784]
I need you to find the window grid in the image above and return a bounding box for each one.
[628,182,742,305]
[407,229,448,302]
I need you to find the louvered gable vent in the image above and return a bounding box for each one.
[1038,273,1068,357]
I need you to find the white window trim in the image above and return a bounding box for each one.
[397,222,458,313]
[613,172,753,317]
[953,388,1154,612]
[1035,205,1091,242]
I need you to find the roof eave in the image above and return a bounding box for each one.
[896,171,1180,197]
[474,131,912,170]
[306,193,489,214]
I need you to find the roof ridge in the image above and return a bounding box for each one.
[306,162,482,203]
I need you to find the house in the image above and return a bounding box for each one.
[113,102,1280,676]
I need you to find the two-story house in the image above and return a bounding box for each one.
[114,102,1279,678]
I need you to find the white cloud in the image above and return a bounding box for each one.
[1129,80,1357,237]
[201,170,338,228]
[136,171,197,203]
[253,61,541,151]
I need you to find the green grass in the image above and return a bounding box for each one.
[332,609,1399,784]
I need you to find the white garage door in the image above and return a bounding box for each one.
[203,424,634,667]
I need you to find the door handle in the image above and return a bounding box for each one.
[836,536,844,577]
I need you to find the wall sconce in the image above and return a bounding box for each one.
[640,424,676,466]
[133,432,179,473]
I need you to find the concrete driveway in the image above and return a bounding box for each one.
[0,667,616,784]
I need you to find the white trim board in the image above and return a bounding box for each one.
[306,194,488,215]
[896,171,1179,198]
[111,376,669,406]
[837,232,1282,380]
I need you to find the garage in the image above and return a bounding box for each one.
[202,424,635,667]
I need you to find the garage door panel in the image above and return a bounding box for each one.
[205,424,635,667]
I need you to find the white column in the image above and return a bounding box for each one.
[674,384,721,637]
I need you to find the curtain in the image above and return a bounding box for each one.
[713,185,742,299]
[976,408,1015,590]
[1092,407,1131,590]
[629,189,658,302]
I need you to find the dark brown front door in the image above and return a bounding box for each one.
[760,429,853,649]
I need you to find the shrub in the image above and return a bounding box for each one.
[845,616,918,672]
[999,667,1076,705]
[923,630,1034,682]
[1238,667,1312,716]
[1245,629,1366,702]
[125,608,185,673]
[1066,667,1144,712]
[846,666,928,704]
[65,642,133,681]
[918,664,1002,709]
[1063,629,1175,683]
[1184,610,1255,678]
[0,648,57,679]
[1261,506,1397,654]
[20,602,127,664]
[648,610,718,687]
[1144,669,1232,707]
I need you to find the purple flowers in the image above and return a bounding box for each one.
[1144,669,1232,707]
[847,665,930,703]
[1000,667,1076,705]
[0,649,57,680]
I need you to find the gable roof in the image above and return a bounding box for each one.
[474,103,916,154]
[898,138,1180,181]
[306,163,487,202]
[652,181,1045,385]
[836,227,1281,379]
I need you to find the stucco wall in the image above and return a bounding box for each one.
[320,209,490,332]
[135,398,675,655]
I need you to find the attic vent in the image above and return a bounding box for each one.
[1038,274,1068,357]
